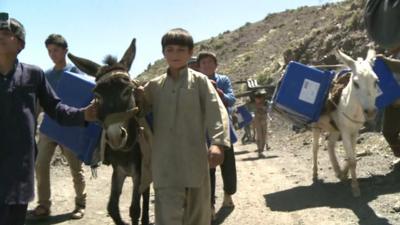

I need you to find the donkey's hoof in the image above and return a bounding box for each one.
[140,219,149,225]
[337,172,348,181]
[115,220,129,225]
[312,170,318,180]
[312,177,323,184]
[312,175,319,183]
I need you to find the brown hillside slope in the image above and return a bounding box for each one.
[137,0,378,92]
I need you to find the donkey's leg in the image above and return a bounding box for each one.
[349,134,360,197]
[108,167,128,225]
[341,134,357,178]
[326,132,342,180]
[342,133,360,197]
[312,128,321,181]
[130,177,142,225]
[141,187,150,225]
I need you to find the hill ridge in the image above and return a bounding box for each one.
[138,0,375,93]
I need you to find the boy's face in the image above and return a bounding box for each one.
[46,44,67,65]
[163,45,193,70]
[0,29,23,55]
[199,56,217,77]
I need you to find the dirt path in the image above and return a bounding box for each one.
[26,119,400,225]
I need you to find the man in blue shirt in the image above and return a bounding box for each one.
[197,51,237,221]
[0,13,97,225]
[29,34,87,220]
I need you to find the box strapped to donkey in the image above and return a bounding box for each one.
[272,49,400,197]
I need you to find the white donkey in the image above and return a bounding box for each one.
[311,49,380,197]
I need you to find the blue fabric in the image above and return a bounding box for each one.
[229,120,238,143]
[0,61,86,204]
[209,73,236,108]
[39,71,101,165]
[208,73,237,144]
[45,64,80,93]
[236,105,253,129]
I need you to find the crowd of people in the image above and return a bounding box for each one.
[1,1,400,224]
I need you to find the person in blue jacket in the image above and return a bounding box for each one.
[197,51,237,221]
[0,13,97,225]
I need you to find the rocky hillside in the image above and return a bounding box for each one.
[137,0,377,93]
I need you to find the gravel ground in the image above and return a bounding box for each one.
[26,117,400,225]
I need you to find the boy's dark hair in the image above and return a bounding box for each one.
[161,28,193,52]
[45,34,68,49]
[197,51,218,64]
[0,13,26,46]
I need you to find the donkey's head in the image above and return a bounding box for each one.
[337,49,380,120]
[68,38,138,149]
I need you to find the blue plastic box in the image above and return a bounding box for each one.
[39,71,102,165]
[273,61,335,125]
[373,58,400,109]
[236,105,253,129]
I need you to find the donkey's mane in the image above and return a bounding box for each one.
[96,55,128,80]
[322,72,351,114]
[103,55,119,66]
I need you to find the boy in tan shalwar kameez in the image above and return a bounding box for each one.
[253,89,269,157]
[137,28,230,225]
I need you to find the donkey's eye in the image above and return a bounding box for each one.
[353,81,360,89]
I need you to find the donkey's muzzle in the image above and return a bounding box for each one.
[364,109,377,121]
[105,125,128,150]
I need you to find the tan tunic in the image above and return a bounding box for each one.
[254,103,268,122]
[143,67,230,188]
[253,103,268,151]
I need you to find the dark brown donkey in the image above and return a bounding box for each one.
[68,39,150,225]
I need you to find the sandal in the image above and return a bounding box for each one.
[71,207,85,219]
[222,193,235,208]
[26,205,50,220]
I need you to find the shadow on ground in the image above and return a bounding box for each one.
[212,206,234,225]
[241,155,278,161]
[234,150,251,155]
[25,212,72,225]
[265,168,400,225]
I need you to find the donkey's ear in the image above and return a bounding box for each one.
[68,53,101,77]
[119,38,136,71]
[337,49,356,69]
[365,48,376,65]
